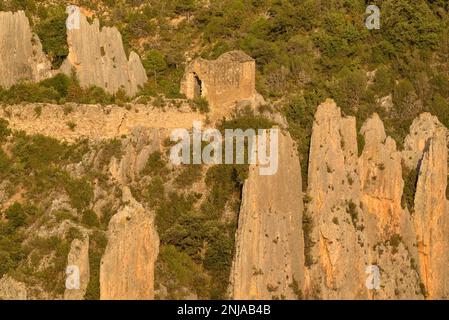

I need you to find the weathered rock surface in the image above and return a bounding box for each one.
[100,187,159,300]
[0,11,52,88]
[109,127,161,184]
[413,128,449,299]
[358,114,415,246]
[358,114,421,299]
[402,113,446,170]
[181,50,256,116]
[64,235,90,300]
[229,132,304,299]
[306,99,368,299]
[0,275,28,300]
[0,103,204,142]
[60,6,147,96]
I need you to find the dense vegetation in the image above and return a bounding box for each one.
[1,0,449,298]
[1,0,447,185]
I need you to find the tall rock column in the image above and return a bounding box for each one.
[413,128,449,299]
[306,99,367,299]
[229,132,304,299]
[60,6,147,96]
[100,187,159,299]
[358,114,421,299]
[0,11,52,88]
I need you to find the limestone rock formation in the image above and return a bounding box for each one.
[306,99,368,299]
[402,113,446,170]
[0,11,52,88]
[413,128,449,299]
[60,6,147,96]
[180,50,256,114]
[358,114,421,299]
[109,127,161,184]
[100,187,159,300]
[358,114,415,246]
[229,132,304,299]
[64,235,90,300]
[0,275,27,300]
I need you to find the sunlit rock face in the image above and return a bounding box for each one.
[0,11,53,88]
[60,6,147,96]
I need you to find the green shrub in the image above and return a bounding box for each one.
[84,231,107,300]
[156,244,209,299]
[0,118,11,143]
[82,210,100,228]
[191,97,210,113]
[174,165,202,188]
[144,151,168,177]
[35,6,69,68]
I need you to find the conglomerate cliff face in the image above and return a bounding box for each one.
[60,6,147,96]
[0,11,53,88]
[229,132,304,299]
[305,99,368,299]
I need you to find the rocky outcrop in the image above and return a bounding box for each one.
[413,128,449,299]
[60,6,147,96]
[109,127,161,184]
[0,11,52,88]
[302,100,449,299]
[358,114,415,246]
[306,99,368,299]
[358,114,421,299]
[64,235,90,300]
[229,132,304,299]
[0,275,27,300]
[402,113,446,170]
[99,187,159,300]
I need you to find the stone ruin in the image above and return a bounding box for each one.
[180,50,257,111]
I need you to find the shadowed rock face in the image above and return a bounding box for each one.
[60,6,147,96]
[0,11,53,88]
[229,132,304,300]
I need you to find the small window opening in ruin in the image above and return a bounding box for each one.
[193,73,202,98]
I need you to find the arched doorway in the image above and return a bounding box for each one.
[193,73,202,98]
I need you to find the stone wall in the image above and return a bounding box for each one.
[0,103,204,141]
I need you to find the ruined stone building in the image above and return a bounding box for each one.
[180,50,256,111]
